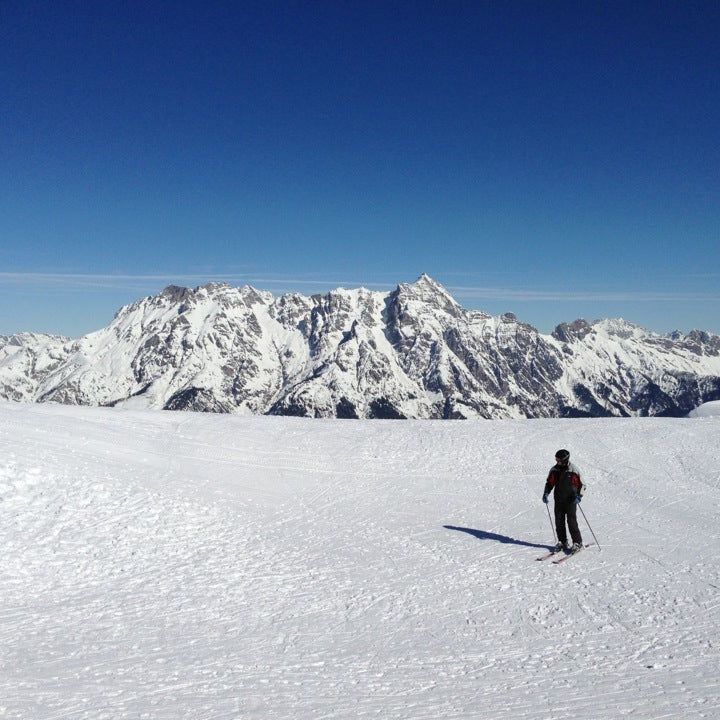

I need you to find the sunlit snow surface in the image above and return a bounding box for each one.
[1,402,719,719]
[689,400,720,418]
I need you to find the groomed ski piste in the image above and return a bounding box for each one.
[1,401,719,720]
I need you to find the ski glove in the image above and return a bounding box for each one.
[574,495,582,504]
[542,493,549,504]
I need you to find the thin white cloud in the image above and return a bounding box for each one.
[680,273,720,279]
[0,272,393,292]
[0,272,250,284]
[1,272,716,302]
[447,285,720,303]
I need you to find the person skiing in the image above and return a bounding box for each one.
[543,448,585,553]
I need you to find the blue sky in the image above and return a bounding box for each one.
[1,0,718,337]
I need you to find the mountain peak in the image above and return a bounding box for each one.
[552,319,592,343]
[398,274,457,303]
[415,273,445,289]
[159,285,192,302]
[592,318,648,338]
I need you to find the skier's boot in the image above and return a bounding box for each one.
[571,542,583,553]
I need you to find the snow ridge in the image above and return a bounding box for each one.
[1,275,719,418]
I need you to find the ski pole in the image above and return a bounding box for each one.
[578,504,601,550]
[546,502,557,545]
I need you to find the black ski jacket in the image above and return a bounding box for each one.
[543,461,585,503]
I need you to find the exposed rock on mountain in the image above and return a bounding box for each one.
[1,275,719,418]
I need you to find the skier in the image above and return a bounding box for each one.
[543,449,585,553]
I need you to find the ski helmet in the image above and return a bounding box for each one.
[555,449,570,462]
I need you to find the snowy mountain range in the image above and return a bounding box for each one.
[2,274,719,418]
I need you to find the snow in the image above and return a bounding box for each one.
[689,400,720,418]
[1,401,719,719]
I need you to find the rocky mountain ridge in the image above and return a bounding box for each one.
[2,275,719,418]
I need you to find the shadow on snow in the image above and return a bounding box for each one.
[443,525,551,550]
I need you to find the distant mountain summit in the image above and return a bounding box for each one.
[2,275,719,418]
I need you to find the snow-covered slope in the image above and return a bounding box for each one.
[1,402,719,719]
[689,400,720,417]
[2,275,719,417]
[0,332,70,401]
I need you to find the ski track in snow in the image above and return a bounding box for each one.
[0,402,719,719]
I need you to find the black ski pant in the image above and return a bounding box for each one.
[554,499,582,545]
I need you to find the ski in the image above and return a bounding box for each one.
[552,543,594,564]
[536,550,560,561]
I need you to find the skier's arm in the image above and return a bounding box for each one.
[543,470,555,498]
[570,467,585,498]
